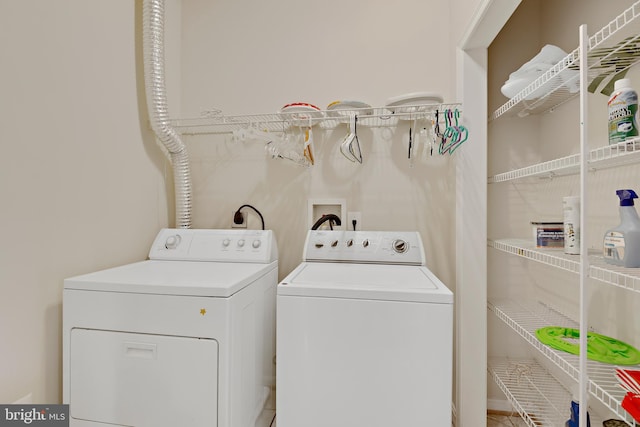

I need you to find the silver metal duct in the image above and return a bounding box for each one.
[142,0,192,228]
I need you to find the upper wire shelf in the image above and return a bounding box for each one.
[170,103,462,135]
[488,137,640,183]
[491,1,640,121]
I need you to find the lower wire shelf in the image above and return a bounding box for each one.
[489,298,637,424]
[489,357,603,426]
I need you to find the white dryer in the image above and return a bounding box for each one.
[63,228,278,427]
[277,230,453,427]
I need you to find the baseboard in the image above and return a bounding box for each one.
[12,393,33,404]
[451,401,457,426]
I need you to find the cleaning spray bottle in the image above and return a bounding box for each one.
[603,189,640,267]
[566,384,590,427]
[566,399,590,427]
[608,78,639,145]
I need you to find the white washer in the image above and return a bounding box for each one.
[63,228,278,427]
[277,230,453,427]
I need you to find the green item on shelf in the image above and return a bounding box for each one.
[535,326,640,365]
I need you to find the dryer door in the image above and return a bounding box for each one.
[70,328,218,427]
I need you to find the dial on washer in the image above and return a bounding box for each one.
[392,239,408,253]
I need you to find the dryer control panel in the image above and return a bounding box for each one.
[149,228,278,263]
[303,230,425,265]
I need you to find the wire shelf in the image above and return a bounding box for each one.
[491,1,640,121]
[170,103,462,135]
[488,138,640,183]
[488,239,580,274]
[489,357,605,426]
[492,50,580,121]
[488,299,637,424]
[590,255,640,294]
[488,238,640,295]
[488,154,581,183]
[589,138,640,169]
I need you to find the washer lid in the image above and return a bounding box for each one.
[64,260,277,297]
[278,262,452,303]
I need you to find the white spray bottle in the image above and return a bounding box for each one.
[603,189,640,267]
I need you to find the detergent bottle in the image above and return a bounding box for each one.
[603,189,640,267]
[608,78,639,145]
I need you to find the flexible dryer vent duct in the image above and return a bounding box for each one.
[142,0,192,228]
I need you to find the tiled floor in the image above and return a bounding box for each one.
[487,413,530,426]
[263,412,528,426]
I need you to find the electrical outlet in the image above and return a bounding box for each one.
[347,211,362,231]
[232,211,247,228]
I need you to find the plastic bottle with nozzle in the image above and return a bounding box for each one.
[603,189,640,267]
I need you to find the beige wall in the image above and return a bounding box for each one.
[179,0,457,283]
[0,1,169,403]
[179,0,475,420]
[0,0,473,407]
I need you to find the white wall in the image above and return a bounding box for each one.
[179,0,457,283]
[450,0,515,423]
[177,2,469,421]
[178,0,478,421]
[0,0,477,409]
[0,1,170,403]
[180,0,454,116]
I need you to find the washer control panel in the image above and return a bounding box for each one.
[149,228,277,263]
[303,230,425,265]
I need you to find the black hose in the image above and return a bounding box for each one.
[311,214,342,230]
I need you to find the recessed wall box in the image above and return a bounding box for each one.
[308,199,347,230]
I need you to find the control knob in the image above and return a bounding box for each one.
[165,234,181,250]
[392,239,408,253]
[252,239,261,249]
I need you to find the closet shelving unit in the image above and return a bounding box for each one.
[170,103,461,135]
[488,2,640,426]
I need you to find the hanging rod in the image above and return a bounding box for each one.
[170,103,462,135]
